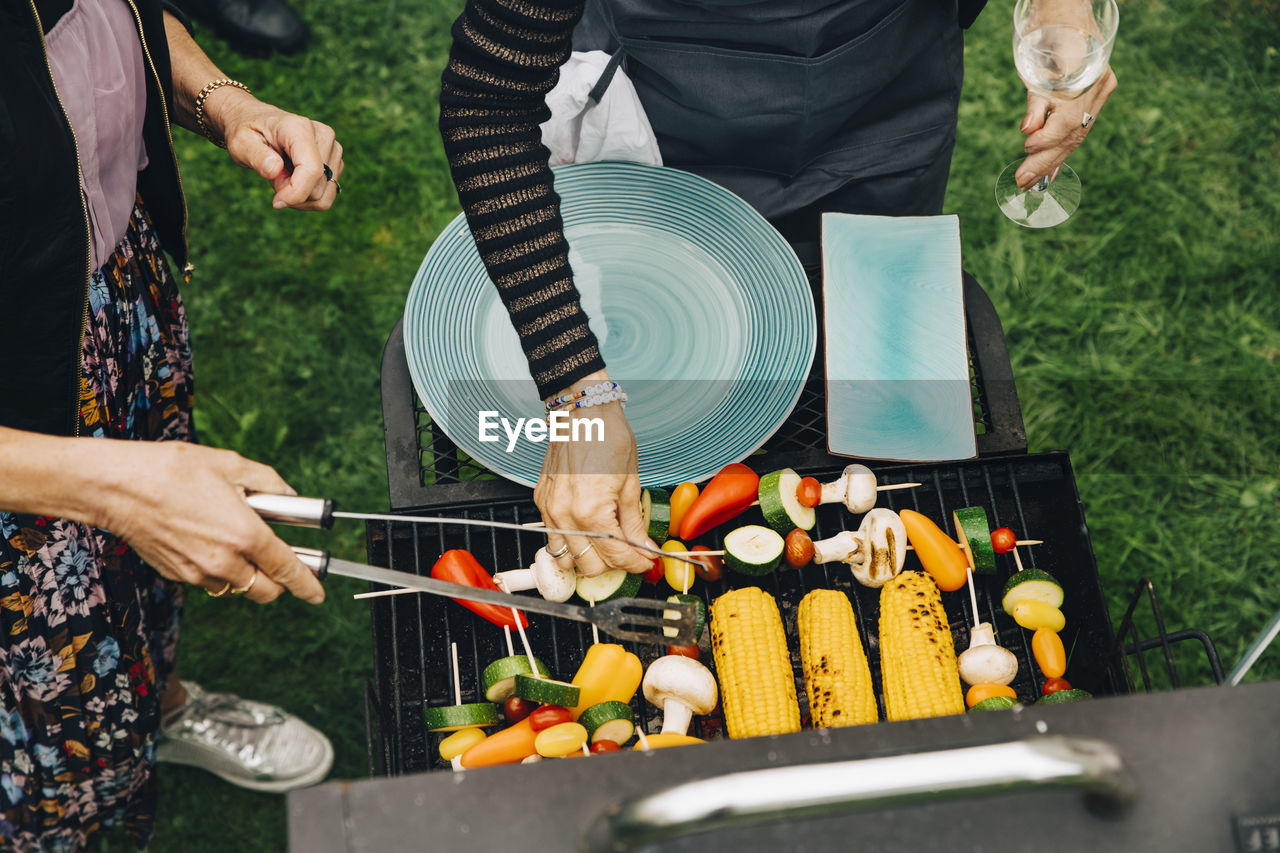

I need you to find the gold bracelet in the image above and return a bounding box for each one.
[193,78,252,149]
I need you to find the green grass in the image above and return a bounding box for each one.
[101,0,1278,849]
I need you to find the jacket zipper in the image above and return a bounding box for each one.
[28,0,93,439]
[123,0,193,281]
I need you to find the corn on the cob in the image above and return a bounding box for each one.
[797,589,878,727]
[879,570,965,721]
[709,587,800,738]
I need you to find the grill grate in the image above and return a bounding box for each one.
[366,452,1127,777]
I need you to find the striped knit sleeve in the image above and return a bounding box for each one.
[439,0,605,399]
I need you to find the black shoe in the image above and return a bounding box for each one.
[187,0,310,56]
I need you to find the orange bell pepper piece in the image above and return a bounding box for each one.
[899,509,969,591]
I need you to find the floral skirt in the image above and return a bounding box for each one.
[0,200,190,851]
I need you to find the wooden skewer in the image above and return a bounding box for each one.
[450,642,462,707]
[512,607,540,679]
[354,587,419,600]
[635,729,652,751]
[581,742,592,757]
[1012,547,1025,573]
[965,568,981,628]
[504,625,515,657]
[664,550,725,558]
[588,598,599,644]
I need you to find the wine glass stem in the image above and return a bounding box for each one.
[1033,175,1050,193]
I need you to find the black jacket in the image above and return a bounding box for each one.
[0,0,189,438]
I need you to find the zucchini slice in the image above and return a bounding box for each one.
[513,674,581,707]
[1038,688,1092,705]
[423,702,499,732]
[1000,568,1064,615]
[642,488,671,542]
[576,569,643,604]
[953,507,996,574]
[723,525,785,576]
[663,593,706,640]
[481,654,550,702]
[758,469,816,534]
[968,696,1018,713]
[578,701,636,745]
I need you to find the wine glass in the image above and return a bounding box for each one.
[995,0,1118,228]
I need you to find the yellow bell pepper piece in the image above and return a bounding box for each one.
[570,643,643,720]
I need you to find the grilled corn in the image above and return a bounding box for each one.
[879,570,965,721]
[709,587,800,738]
[798,589,878,727]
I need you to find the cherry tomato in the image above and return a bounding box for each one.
[690,545,723,582]
[667,643,700,661]
[590,739,622,754]
[643,556,665,584]
[784,529,815,568]
[796,477,822,508]
[990,527,1017,554]
[1031,628,1067,678]
[528,705,573,732]
[1041,677,1072,696]
[502,696,534,724]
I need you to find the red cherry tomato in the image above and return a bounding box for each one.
[502,696,534,724]
[667,643,700,661]
[990,527,1017,554]
[796,477,822,508]
[590,739,623,754]
[690,545,723,582]
[643,557,665,584]
[528,705,573,732]
[1041,677,1072,696]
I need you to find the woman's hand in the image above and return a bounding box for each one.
[95,441,326,604]
[1015,66,1117,191]
[207,89,344,211]
[535,374,654,579]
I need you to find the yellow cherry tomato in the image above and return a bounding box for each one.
[534,722,589,758]
[662,539,695,592]
[667,483,699,537]
[1032,628,1067,678]
[1012,600,1066,632]
[439,727,487,761]
[965,683,1017,708]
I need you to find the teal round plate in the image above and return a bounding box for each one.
[404,161,814,487]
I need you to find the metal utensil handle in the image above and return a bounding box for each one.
[289,547,597,624]
[246,493,335,529]
[583,736,1135,853]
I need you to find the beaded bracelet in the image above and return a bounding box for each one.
[194,78,252,149]
[544,381,623,413]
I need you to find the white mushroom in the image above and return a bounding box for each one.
[642,655,718,736]
[956,622,1019,686]
[811,530,865,566]
[819,464,878,514]
[851,508,907,589]
[493,548,576,602]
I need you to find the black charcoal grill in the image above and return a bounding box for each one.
[290,274,1259,853]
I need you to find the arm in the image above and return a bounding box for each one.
[162,12,343,210]
[0,427,324,604]
[439,0,650,575]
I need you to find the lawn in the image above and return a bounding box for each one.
[101,0,1278,849]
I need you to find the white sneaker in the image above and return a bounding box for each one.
[156,681,334,793]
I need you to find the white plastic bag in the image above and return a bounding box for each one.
[541,51,662,167]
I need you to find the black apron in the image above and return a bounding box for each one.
[574,0,966,243]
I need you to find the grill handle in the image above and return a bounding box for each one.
[583,736,1134,853]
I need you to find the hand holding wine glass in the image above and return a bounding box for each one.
[996,0,1119,227]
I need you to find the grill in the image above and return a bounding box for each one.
[362,273,1221,781]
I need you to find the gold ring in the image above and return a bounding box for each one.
[572,544,595,561]
[207,581,233,598]
[547,544,570,559]
[231,573,259,596]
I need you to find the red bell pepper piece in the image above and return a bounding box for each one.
[677,463,760,540]
[430,549,528,630]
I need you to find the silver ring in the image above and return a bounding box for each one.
[572,544,595,561]
[548,544,570,559]
[1081,112,1095,129]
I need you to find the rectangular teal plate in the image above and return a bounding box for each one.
[821,213,976,462]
